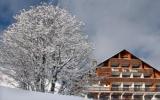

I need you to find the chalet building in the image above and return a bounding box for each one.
[84,50,160,100]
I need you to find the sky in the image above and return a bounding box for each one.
[0,0,58,31]
[0,0,160,69]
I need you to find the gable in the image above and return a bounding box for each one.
[97,49,160,74]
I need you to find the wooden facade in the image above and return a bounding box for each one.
[84,50,160,100]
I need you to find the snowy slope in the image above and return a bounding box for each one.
[0,68,17,88]
[0,86,86,100]
[0,74,16,88]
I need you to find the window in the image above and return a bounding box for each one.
[112,74,119,77]
[133,75,140,78]
[112,95,121,99]
[132,64,140,68]
[111,84,120,91]
[111,63,119,67]
[156,85,160,92]
[123,85,130,91]
[133,72,141,78]
[134,95,143,99]
[122,63,129,67]
[130,69,138,72]
[123,69,129,72]
[144,75,151,78]
[134,85,141,91]
[145,85,151,91]
[121,55,129,59]
[122,74,130,78]
[144,73,151,78]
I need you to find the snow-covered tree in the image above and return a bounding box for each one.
[0,4,92,93]
[58,60,97,96]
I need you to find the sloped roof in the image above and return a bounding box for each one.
[97,49,160,72]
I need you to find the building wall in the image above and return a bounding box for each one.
[86,50,160,99]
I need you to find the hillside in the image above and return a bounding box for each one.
[0,86,86,100]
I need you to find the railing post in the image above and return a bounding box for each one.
[121,92,124,100]
[131,93,134,100]
[130,82,134,91]
[130,73,133,78]
[120,82,123,91]
[143,93,145,100]
[109,93,112,100]
[120,72,122,78]
[97,93,100,100]
[152,94,156,100]
[142,83,145,91]
[140,73,144,78]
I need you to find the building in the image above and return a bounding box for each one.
[84,50,160,100]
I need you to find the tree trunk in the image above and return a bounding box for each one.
[40,54,46,92]
[20,82,28,90]
[41,81,45,92]
[50,74,58,93]
[58,81,66,94]
[50,80,56,92]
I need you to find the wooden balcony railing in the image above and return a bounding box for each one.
[109,58,141,66]
[84,87,160,92]
[96,67,153,77]
[102,77,160,83]
[131,68,153,73]
[96,67,111,76]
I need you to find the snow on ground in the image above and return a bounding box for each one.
[0,86,86,100]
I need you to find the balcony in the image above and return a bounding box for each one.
[96,67,153,77]
[96,67,111,77]
[112,68,122,72]
[84,86,110,92]
[131,68,153,73]
[109,58,141,67]
[84,87,160,92]
[100,77,160,83]
[122,69,131,77]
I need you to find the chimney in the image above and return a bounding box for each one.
[92,59,97,67]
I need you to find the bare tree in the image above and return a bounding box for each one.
[0,4,92,93]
